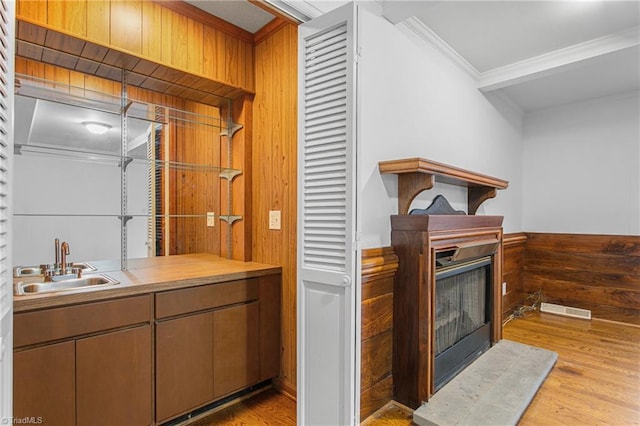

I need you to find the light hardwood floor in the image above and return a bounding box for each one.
[192,312,640,425]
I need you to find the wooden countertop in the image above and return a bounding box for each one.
[13,253,281,313]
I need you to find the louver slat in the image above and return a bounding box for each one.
[302,24,349,273]
[0,0,8,315]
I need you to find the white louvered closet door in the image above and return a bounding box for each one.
[298,3,359,425]
[0,0,13,419]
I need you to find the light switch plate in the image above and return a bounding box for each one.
[207,212,215,227]
[269,210,281,230]
[502,282,507,295]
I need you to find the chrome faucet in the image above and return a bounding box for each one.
[60,241,70,275]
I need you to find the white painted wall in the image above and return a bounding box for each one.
[13,155,149,267]
[356,7,524,248]
[523,92,640,235]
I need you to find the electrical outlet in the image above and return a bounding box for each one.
[269,210,281,230]
[207,212,215,227]
[502,281,507,296]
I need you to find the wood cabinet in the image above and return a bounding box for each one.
[13,273,281,425]
[156,311,215,422]
[155,279,270,422]
[76,325,152,426]
[13,341,76,425]
[213,302,260,397]
[13,295,153,426]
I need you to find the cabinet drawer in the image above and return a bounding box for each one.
[14,294,152,348]
[155,279,258,319]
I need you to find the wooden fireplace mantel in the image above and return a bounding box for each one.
[378,158,509,215]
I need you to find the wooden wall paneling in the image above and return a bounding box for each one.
[67,67,85,90]
[17,0,47,22]
[172,100,221,255]
[187,17,204,76]
[244,39,255,93]
[360,247,398,420]
[15,56,43,78]
[47,0,86,38]
[141,0,162,61]
[110,0,142,55]
[87,0,110,46]
[502,232,527,319]
[361,331,393,391]
[168,111,179,256]
[16,0,255,95]
[83,72,119,97]
[224,34,240,87]
[42,61,67,86]
[524,233,640,325]
[161,7,184,71]
[202,25,224,83]
[252,23,297,396]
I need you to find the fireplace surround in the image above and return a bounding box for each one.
[391,215,504,408]
[379,157,508,409]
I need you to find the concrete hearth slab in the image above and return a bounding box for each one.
[413,339,557,426]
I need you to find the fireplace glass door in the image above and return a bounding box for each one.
[434,256,492,390]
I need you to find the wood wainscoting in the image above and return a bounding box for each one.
[524,233,640,325]
[503,233,527,319]
[361,247,398,420]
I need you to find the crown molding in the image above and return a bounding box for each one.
[400,17,481,80]
[382,0,441,25]
[478,26,640,92]
[261,0,324,23]
[399,17,639,96]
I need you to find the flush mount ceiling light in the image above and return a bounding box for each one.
[83,121,112,135]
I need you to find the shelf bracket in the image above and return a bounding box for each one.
[468,187,497,215]
[122,100,134,115]
[119,156,133,170]
[219,215,242,225]
[397,173,435,215]
[118,215,133,225]
[219,169,242,181]
[219,123,243,138]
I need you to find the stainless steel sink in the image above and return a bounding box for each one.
[14,262,97,277]
[14,274,119,295]
[13,266,43,276]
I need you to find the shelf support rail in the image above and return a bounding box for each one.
[120,70,129,270]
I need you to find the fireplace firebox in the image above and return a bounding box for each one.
[434,255,492,390]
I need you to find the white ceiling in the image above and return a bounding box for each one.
[184,0,276,32]
[405,1,640,73]
[384,0,640,112]
[187,0,639,114]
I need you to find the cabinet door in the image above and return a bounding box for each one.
[156,311,214,422]
[213,301,260,398]
[13,341,76,425]
[76,325,152,426]
[259,274,281,381]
